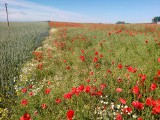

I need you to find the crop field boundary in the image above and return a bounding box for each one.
[18,28,57,84]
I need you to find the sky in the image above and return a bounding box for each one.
[0,0,160,23]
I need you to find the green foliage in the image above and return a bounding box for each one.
[152,16,160,23]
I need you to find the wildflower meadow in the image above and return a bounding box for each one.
[1,22,160,120]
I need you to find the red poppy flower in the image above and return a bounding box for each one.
[92,79,96,82]
[116,88,122,93]
[99,54,103,58]
[132,86,139,95]
[150,83,157,91]
[63,92,72,99]
[29,92,33,96]
[94,36,97,38]
[28,84,33,89]
[44,88,51,94]
[89,71,94,75]
[21,99,28,106]
[86,79,90,83]
[93,57,98,62]
[66,66,71,70]
[48,81,51,85]
[107,69,112,74]
[85,86,91,93]
[119,98,126,104]
[66,109,74,120]
[55,98,62,104]
[157,70,160,76]
[81,49,85,54]
[132,100,144,110]
[21,88,27,93]
[152,105,160,114]
[158,58,160,63]
[96,91,103,96]
[100,84,106,90]
[116,113,122,120]
[20,113,31,120]
[37,63,43,70]
[71,87,79,95]
[41,103,47,109]
[108,32,112,36]
[95,51,99,55]
[137,117,143,120]
[127,66,137,73]
[78,85,84,92]
[141,74,146,81]
[151,100,157,107]
[145,97,153,106]
[118,64,123,69]
[95,64,99,68]
[80,56,85,62]
[123,107,132,114]
[145,40,148,44]
[139,74,146,85]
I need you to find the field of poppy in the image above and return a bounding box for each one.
[1,22,160,120]
[49,21,83,28]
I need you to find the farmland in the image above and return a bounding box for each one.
[1,22,160,120]
[0,22,49,109]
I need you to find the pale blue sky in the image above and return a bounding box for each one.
[0,0,160,23]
